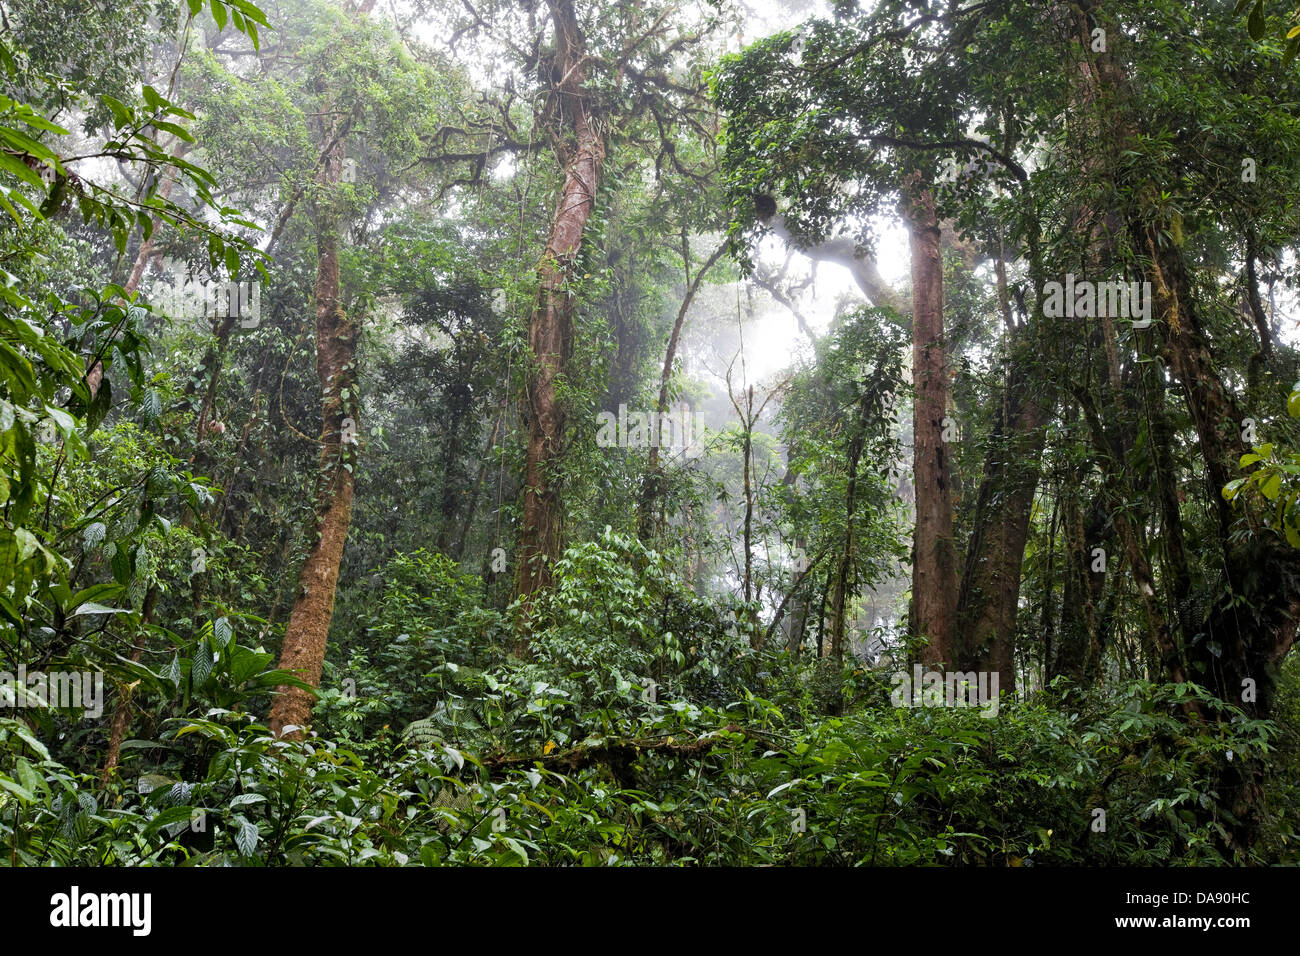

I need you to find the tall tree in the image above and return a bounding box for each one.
[516,0,607,603]
[267,128,356,736]
[904,182,957,665]
[267,0,431,734]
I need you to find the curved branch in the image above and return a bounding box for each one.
[761,213,907,315]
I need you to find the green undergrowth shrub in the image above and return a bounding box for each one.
[2,676,1289,865]
[4,532,1295,865]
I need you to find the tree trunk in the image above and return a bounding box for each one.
[455,392,507,562]
[741,386,754,610]
[434,384,473,553]
[516,0,605,610]
[88,144,191,401]
[951,1,1121,693]
[267,130,359,738]
[1072,0,1300,849]
[781,443,808,656]
[903,184,957,666]
[99,587,157,787]
[954,346,1046,691]
[829,397,868,665]
[638,239,727,538]
[1050,472,1107,683]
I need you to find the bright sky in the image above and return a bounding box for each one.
[706,1,911,384]
[737,222,911,382]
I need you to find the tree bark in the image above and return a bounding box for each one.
[829,393,868,666]
[903,185,957,666]
[455,392,507,562]
[1072,0,1300,848]
[516,0,606,610]
[954,346,1046,690]
[99,587,157,787]
[761,213,905,315]
[267,127,359,738]
[1050,476,1108,683]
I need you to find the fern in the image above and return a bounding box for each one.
[402,716,443,750]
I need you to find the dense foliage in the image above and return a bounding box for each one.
[1,0,1298,868]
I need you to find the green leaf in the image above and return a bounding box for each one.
[0,151,44,189]
[1261,472,1282,501]
[0,776,34,802]
[68,582,121,611]
[12,757,42,796]
[230,0,271,28]
[14,527,37,562]
[0,124,57,161]
[100,95,133,130]
[70,601,127,617]
[191,640,214,686]
[235,817,259,856]
[214,616,233,648]
[144,805,198,836]
[81,522,107,550]
[3,719,50,759]
[1248,1,1266,40]
[151,120,194,143]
